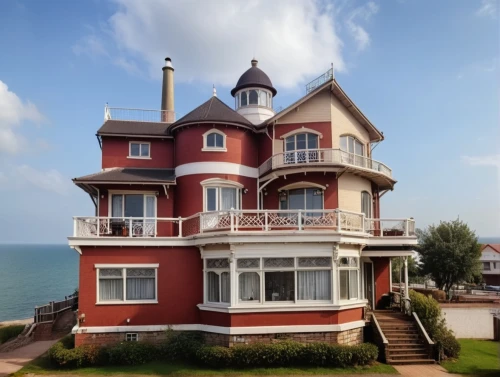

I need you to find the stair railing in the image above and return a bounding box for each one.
[412,311,434,360]
[371,313,389,362]
[390,291,412,316]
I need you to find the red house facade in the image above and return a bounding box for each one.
[69,58,416,347]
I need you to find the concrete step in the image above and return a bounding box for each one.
[387,358,435,365]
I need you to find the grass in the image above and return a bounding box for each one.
[0,324,25,344]
[14,355,397,376]
[441,339,500,376]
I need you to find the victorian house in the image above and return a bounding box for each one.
[69,58,417,348]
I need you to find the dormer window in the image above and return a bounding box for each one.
[202,129,227,152]
[129,142,150,159]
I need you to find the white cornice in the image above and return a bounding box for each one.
[176,162,258,179]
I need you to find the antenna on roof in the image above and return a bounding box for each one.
[212,85,217,97]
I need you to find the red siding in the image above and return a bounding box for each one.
[101,137,174,169]
[258,131,273,165]
[262,173,338,210]
[79,247,202,327]
[174,125,258,167]
[373,257,391,309]
[175,174,257,217]
[200,308,362,327]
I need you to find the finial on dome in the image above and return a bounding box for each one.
[251,59,258,67]
[212,85,217,97]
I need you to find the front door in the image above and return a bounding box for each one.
[363,262,374,309]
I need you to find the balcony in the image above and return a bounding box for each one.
[104,105,177,123]
[73,209,415,239]
[258,149,394,189]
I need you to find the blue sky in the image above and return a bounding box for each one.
[0,0,498,243]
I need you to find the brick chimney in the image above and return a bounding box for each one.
[161,57,174,122]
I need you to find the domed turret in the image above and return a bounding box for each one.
[231,59,277,125]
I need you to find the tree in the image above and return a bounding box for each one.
[417,219,481,295]
[392,256,424,284]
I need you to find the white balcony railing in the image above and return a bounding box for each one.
[258,149,392,178]
[104,105,177,123]
[73,210,415,238]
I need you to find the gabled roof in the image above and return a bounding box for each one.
[256,78,384,142]
[481,244,500,254]
[97,120,171,137]
[73,168,176,185]
[169,96,252,131]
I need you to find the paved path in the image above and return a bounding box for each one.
[394,364,464,377]
[0,340,57,376]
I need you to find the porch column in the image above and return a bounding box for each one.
[403,256,409,300]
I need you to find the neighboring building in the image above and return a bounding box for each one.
[480,244,500,286]
[69,58,417,347]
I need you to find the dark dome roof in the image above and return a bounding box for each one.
[231,59,277,97]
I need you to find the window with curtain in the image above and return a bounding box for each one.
[205,187,240,211]
[279,188,323,216]
[98,267,157,303]
[338,257,359,300]
[284,133,319,164]
[297,257,332,301]
[361,191,372,218]
[205,259,230,304]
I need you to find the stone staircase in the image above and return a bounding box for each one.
[373,310,435,365]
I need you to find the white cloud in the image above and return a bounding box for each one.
[0,80,45,154]
[476,0,497,19]
[462,154,500,168]
[345,1,379,51]
[72,0,380,89]
[14,165,71,196]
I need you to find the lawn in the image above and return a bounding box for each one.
[441,339,500,376]
[14,356,397,376]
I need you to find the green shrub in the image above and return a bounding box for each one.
[48,336,102,368]
[0,325,25,344]
[196,345,233,368]
[232,341,305,368]
[105,341,158,365]
[434,327,461,359]
[160,331,203,361]
[350,343,379,366]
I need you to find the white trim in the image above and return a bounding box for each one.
[198,301,367,313]
[96,301,158,305]
[278,181,326,191]
[362,250,415,257]
[95,264,159,268]
[202,129,227,152]
[280,127,323,140]
[74,320,366,335]
[70,246,82,255]
[128,141,151,158]
[200,178,244,189]
[99,133,173,139]
[175,162,258,178]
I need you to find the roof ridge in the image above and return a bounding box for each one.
[203,96,215,119]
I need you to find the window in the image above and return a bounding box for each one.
[97,265,158,303]
[483,262,491,271]
[340,136,364,156]
[249,90,259,104]
[202,130,226,151]
[126,333,139,342]
[234,257,332,304]
[259,91,267,107]
[111,194,156,236]
[279,188,323,216]
[236,89,271,108]
[241,91,248,106]
[361,191,372,218]
[205,187,241,211]
[285,133,319,163]
[339,257,359,300]
[129,142,150,158]
[205,259,230,304]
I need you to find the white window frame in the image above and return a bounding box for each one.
[204,259,230,305]
[202,129,227,152]
[236,88,272,109]
[339,135,365,156]
[201,178,243,212]
[338,257,360,301]
[361,191,372,219]
[278,187,325,212]
[95,264,159,305]
[128,141,151,159]
[109,191,157,218]
[126,333,139,342]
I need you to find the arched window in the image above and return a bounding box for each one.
[259,91,267,107]
[241,91,248,106]
[361,191,372,218]
[284,133,319,164]
[202,129,226,152]
[249,90,259,104]
[340,135,364,156]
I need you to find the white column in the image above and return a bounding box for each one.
[403,256,409,300]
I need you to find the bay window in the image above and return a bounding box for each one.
[97,265,158,304]
[205,258,230,304]
[339,257,359,300]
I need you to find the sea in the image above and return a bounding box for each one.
[0,244,78,322]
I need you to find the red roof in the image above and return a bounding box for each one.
[481,244,500,253]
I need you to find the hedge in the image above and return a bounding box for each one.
[409,290,461,359]
[48,334,378,369]
[0,325,25,344]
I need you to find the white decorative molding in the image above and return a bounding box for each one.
[197,301,367,313]
[176,162,258,179]
[280,127,324,140]
[278,181,326,191]
[73,320,366,335]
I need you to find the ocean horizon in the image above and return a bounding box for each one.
[0,244,78,322]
